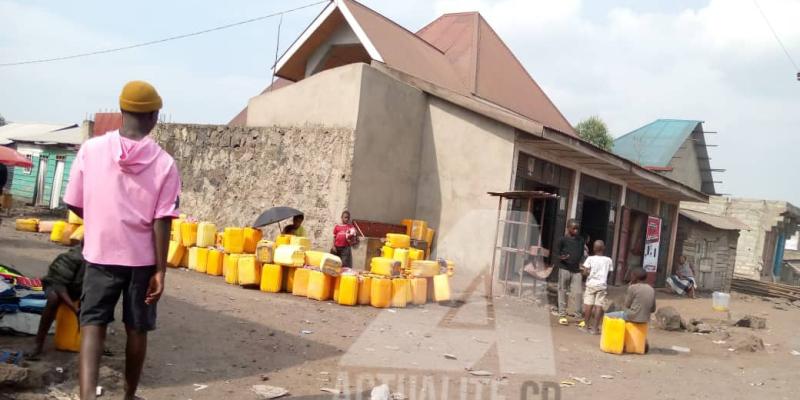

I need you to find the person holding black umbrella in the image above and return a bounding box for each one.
[282,214,306,237]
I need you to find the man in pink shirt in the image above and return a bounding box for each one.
[64,80,180,400]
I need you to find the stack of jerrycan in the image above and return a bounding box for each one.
[363,226,455,309]
[600,315,649,355]
[149,212,460,311]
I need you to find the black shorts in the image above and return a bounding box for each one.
[80,263,157,332]
[334,246,353,269]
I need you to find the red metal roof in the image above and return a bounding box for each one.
[416,12,577,136]
[93,112,122,137]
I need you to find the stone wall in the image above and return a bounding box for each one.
[152,123,354,249]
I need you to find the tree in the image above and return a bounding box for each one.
[0,113,5,127]
[575,116,613,151]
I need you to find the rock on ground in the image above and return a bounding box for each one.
[734,334,765,352]
[656,306,684,331]
[695,323,714,334]
[733,315,767,329]
[0,363,29,387]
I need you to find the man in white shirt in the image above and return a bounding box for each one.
[581,240,614,334]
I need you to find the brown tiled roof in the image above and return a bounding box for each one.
[235,0,577,137]
[416,12,577,136]
[339,0,468,95]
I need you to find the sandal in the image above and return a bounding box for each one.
[0,350,24,365]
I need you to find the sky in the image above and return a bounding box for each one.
[1,0,798,204]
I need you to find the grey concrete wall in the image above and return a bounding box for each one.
[682,197,797,279]
[414,96,516,274]
[152,123,354,250]
[246,64,363,129]
[666,137,702,192]
[348,65,427,223]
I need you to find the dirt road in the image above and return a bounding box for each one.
[2,220,799,399]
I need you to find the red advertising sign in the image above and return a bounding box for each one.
[643,216,662,273]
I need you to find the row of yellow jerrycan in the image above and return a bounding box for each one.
[370,257,454,278]
[170,220,266,254]
[167,235,316,270]
[269,266,451,307]
[176,244,451,308]
[599,315,649,355]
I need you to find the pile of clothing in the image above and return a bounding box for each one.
[0,264,48,335]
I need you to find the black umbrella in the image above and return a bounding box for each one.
[253,206,303,228]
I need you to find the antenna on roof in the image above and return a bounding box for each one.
[269,13,284,92]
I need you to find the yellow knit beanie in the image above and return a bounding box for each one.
[119,80,163,113]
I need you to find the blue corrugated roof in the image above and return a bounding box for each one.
[612,119,702,167]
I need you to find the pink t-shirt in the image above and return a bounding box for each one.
[64,130,181,267]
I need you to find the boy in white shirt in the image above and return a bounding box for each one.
[581,240,614,334]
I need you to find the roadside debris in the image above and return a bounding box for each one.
[193,384,208,391]
[600,375,614,380]
[560,380,576,388]
[444,354,457,360]
[686,319,714,334]
[696,323,713,333]
[95,386,103,397]
[671,346,691,354]
[733,315,767,329]
[320,387,342,395]
[466,369,493,377]
[300,330,313,335]
[790,350,800,356]
[571,376,592,385]
[252,384,289,399]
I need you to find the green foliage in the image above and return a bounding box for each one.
[575,116,613,151]
[0,113,5,127]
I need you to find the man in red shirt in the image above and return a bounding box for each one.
[332,211,356,268]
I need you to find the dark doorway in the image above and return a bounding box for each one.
[616,209,648,284]
[580,197,611,256]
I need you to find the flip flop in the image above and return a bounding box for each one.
[0,350,23,365]
[558,317,568,326]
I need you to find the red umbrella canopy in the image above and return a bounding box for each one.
[0,146,32,168]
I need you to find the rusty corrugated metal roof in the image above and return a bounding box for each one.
[93,112,122,137]
[679,209,749,231]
